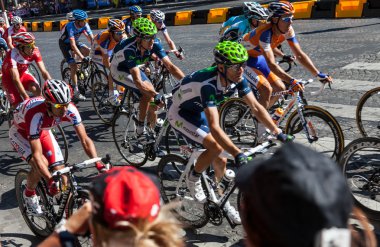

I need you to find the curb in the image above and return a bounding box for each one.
[22,0,380,32]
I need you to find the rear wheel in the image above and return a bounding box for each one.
[356,87,380,137]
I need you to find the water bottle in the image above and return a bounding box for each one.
[218,169,235,194]
[272,107,284,125]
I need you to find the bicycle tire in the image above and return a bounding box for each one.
[356,87,380,137]
[60,59,68,80]
[62,67,72,84]
[91,76,116,125]
[28,63,42,87]
[112,111,148,167]
[15,170,53,238]
[285,105,344,161]
[340,137,380,220]
[67,190,92,247]
[52,125,69,163]
[219,98,258,148]
[158,154,209,229]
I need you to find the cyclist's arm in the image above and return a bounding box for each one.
[243,91,281,135]
[273,46,284,58]
[101,52,110,69]
[204,106,241,157]
[69,38,84,60]
[288,41,319,76]
[130,66,156,97]
[6,36,14,50]
[162,31,176,51]
[36,60,52,81]
[30,138,51,180]
[74,123,98,159]
[86,33,94,45]
[10,67,29,100]
[262,46,292,84]
[161,56,184,81]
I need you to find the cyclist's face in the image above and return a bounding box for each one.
[112,30,125,42]
[153,20,163,29]
[14,23,21,30]
[50,103,69,117]
[21,43,35,56]
[140,35,155,50]
[277,14,293,33]
[76,20,86,28]
[226,63,246,83]
[132,13,142,20]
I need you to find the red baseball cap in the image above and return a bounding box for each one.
[89,167,161,230]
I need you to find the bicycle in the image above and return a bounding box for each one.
[0,84,11,126]
[219,80,345,161]
[28,62,43,87]
[15,156,111,245]
[356,86,380,137]
[340,137,380,220]
[91,47,183,124]
[158,140,275,229]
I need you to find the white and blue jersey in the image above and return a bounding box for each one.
[59,21,93,44]
[168,66,251,144]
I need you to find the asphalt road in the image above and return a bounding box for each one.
[1,18,380,246]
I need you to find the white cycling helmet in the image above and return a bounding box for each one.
[12,16,22,25]
[42,79,71,104]
[244,2,269,21]
[66,12,75,21]
[0,17,5,24]
[150,9,165,22]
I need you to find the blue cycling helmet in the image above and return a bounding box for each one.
[129,5,142,14]
[72,9,88,21]
[0,38,8,51]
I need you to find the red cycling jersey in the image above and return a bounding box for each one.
[3,25,27,45]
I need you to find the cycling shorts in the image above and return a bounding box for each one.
[247,55,280,84]
[168,104,210,145]
[9,125,64,166]
[2,72,39,107]
[110,66,151,98]
[59,39,87,64]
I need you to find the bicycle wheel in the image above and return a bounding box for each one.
[219,98,258,148]
[356,87,380,137]
[285,105,344,161]
[91,76,116,124]
[112,111,148,167]
[340,137,380,220]
[67,190,92,247]
[158,154,209,228]
[0,89,10,126]
[62,67,71,83]
[28,63,42,87]
[60,59,68,80]
[15,170,53,238]
[51,125,69,163]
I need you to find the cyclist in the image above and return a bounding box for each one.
[150,9,183,59]
[241,1,332,109]
[0,37,9,77]
[66,11,75,22]
[2,32,51,108]
[90,19,126,105]
[168,41,293,224]
[59,9,94,101]
[219,2,257,36]
[111,18,184,140]
[0,17,7,38]
[4,16,27,50]
[221,2,268,42]
[9,79,107,215]
[123,5,142,37]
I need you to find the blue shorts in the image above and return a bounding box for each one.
[59,39,88,64]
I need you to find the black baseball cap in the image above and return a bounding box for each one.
[236,142,353,247]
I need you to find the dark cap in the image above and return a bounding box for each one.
[236,142,353,247]
[89,167,161,230]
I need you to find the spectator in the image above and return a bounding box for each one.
[38,167,185,247]
[236,142,377,247]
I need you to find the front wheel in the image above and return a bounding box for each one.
[158,154,209,229]
[285,105,344,161]
[15,170,53,238]
[51,125,69,163]
[91,80,116,124]
[340,137,380,220]
[356,87,380,137]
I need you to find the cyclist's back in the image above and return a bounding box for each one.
[91,30,118,64]
[59,21,92,44]
[220,15,245,35]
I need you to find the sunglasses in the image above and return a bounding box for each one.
[226,62,246,72]
[281,16,294,23]
[141,34,156,41]
[51,103,69,109]
[24,42,35,49]
[15,23,21,26]
[114,30,125,36]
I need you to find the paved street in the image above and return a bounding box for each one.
[1,18,380,246]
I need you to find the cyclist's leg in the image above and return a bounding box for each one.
[22,72,41,97]
[267,72,286,107]
[59,40,78,91]
[2,76,23,108]
[78,42,90,57]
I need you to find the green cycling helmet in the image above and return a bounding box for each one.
[133,18,157,37]
[214,41,248,65]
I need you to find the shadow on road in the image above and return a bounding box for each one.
[185,230,231,246]
[299,22,380,35]
[0,154,25,177]
[0,188,17,210]
[1,233,40,246]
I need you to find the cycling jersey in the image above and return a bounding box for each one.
[9,97,82,165]
[156,22,168,34]
[3,25,27,45]
[59,21,92,44]
[168,66,251,144]
[90,30,118,65]
[0,27,5,38]
[223,19,251,42]
[1,47,42,106]
[123,18,133,36]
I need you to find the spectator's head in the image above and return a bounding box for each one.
[150,9,165,28]
[89,167,184,247]
[107,19,125,41]
[268,1,294,33]
[72,9,87,28]
[42,79,71,117]
[132,18,157,51]
[236,142,354,247]
[12,32,35,55]
[129,5,142,20]
[11,16,22,30]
